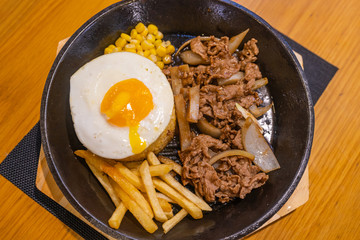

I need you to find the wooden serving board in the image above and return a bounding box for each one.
[35,39,308,239]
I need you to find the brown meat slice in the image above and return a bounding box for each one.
[190,36,209,61]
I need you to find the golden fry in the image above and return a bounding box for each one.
[85,159,121,207]
[162,209,188,234]
[110,179,158,233]
[161,174,212,211]
[140,161,168,222]
[147,152,211,211]
[157,155,183,175]
[131,164,173,177]
[75,150,154,218]
[114,162,145,191]
[108,202,127,229]
[152,178,203,219]
[122,161,143,169]
[156,192,176,203]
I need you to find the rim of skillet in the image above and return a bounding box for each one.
[40,0,315,239]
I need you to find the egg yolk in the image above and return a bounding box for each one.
[101,78,154,154]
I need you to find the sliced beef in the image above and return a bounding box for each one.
[190,36,209,61]
[180,136,268,203]
[169,35,268,203]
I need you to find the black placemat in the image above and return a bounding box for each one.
[0,35,337,240]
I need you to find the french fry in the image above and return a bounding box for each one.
[161,174,212,211]
[114,162,145,191]
[162,209,188,234]
[75,150,154,218]
[108,202,127,229]
[140,161,168,222]
[152,178,203,219]
[156,192,176,204]
[85,159,121,207]
[164,210,174,219]
[157,155,183,176]
[174,94,192,151]
[123,161,143,169]
[157,197,173,213]
[110,179,158,234]
[131,164,173,177]
[148,152,212,211]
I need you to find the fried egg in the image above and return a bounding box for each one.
[69,52,174,159]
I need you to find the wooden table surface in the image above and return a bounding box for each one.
[1,0,359,239]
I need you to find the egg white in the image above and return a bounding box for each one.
[69,52,174,159]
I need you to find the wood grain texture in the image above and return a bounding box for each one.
[0,0,359,239]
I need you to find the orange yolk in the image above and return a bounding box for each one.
[100,78,154,154]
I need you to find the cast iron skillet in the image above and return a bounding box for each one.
[40,0,314,239]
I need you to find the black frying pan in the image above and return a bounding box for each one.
[40,0,314,239]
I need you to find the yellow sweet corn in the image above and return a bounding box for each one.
[156,61,164,69]
[141,40,154,50]
[120,33,131,42]
[166,45,175,54]
[148,24,158,35]
[156,45,167,57]
[135,22,145,33]
[163,54,172,64]
[130,29,138,38]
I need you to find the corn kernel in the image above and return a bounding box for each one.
[113,47,121,52]
[148,24,158,35]
[141,40,154,50]
[130,29,138,39]
[135,22,146,33]
[163,54,172,64]
[124,43,136,52]
[127,49,136,53]
[154,39,162,47]
[150,48,156,56]
[135,34,144,42]
[137,50,144,56]
[146,34,156,43]
[130,39,139,45]
[166,45,175,54]
[155,31,163,40]
[156,61,164,69]
[108,44,116,50]
[156,45,167,57]
[140,27,148,37]
[104,47,113,54]
[148,54,157,62]
[143,49,150,57]
[121,33,131,42]
[115,38,127,48]
[157,55,162,61]
[164,40,171,47]
[135,43,142,51]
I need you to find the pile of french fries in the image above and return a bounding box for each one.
[75,150,211,234]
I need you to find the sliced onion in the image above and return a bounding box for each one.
[197,119,222,138]
[242,121,280,173]
[180,50,210,65]
[229,28,249,54]
[249,103,273,118]
[235,103,263,134]
[217,71,245,85]
[187,85,200,123]
[251,77,268,91]
[209,149,255,165]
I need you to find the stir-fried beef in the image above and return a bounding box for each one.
[165,36,268,203]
